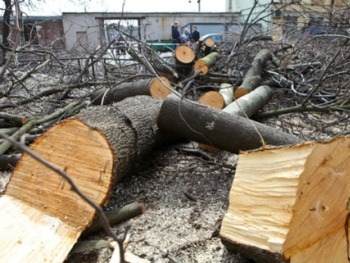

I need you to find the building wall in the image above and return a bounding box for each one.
[62,12,240,51]
[0,17,65,49]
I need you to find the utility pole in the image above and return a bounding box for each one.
[189,0,201,12]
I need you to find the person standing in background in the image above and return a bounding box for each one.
[191,25,200,43]
[181,28,191,44]
[171,21,181,49]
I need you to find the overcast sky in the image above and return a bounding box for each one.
[22,0,227,15]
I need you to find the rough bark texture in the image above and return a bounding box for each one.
[220,136,350,263]
[234,49,273,99]
[194,52,219,75]
[157,94,302,154]
[90,77,172,105]
[77,96,168,183]
[224,85,274,116]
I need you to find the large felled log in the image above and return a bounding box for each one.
[77,96,168,182]
[220,136,350,263]
[0,119,114,262]
[234,49,273,99]
[90,77,173,105]
[224,85,274,116]
[157,94,302,154]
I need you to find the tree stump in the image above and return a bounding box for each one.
[220,136,350,263]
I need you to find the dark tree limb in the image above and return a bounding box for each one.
[157,94,302,154]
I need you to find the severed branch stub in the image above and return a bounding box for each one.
[234,49,273,99]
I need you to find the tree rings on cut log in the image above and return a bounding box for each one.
[194,59,209,75]
[198,91,225,110]
[149,76,173,100]
[0,118,114,262]
[175,45,195,64]
[204,37,215,48]
[220,136,350,263]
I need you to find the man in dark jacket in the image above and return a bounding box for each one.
[171,21,181,49]
[191,25,200,42]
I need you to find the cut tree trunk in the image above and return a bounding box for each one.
[0,119,114,262]
[175,44,196,64]
[234,49,273,99]
[90,77,173,105]
[0,95,169,262]
[224,85,274,116]
[157,94,302,154]
[220,136,350,263]
[77,95,168,182]
[194,52,219,75]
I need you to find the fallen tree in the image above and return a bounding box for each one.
[220,135,350,263]
[157,94,302,154]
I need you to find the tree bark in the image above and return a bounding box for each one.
[1,0,11,65]
[219,83,234,106]
[77,96,169,182]
[234,49,273,99]
[224,85,274,116]
[157,94,302,154]
[220,136,350,263]
[0,118,115,262]
[90,77,172,105]
[194,52,219,75]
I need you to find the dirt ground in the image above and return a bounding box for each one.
[65,141,251,263]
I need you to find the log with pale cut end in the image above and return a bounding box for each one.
[198,90,225,110]
[220,136,350,263]
[234,49,273,99]
[224,85,274,117]
[194,52,219,75]
[175,44,196,64]
[157,94,302,154]
[203,37,215,48]
[0,119,114,263]
[90,77,173,105]
[149,76,173,100]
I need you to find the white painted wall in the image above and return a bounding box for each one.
[62,12,240,51]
